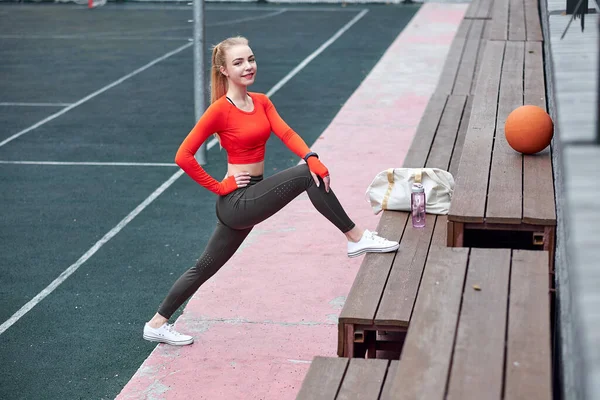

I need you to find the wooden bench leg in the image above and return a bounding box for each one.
[344,324,354,358]
[448,221,465,247]
[366,330,377,359]
[447,220,455,246]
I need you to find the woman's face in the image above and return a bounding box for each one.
[221,44,257,87]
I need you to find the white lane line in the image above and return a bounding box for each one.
[0,102,71,107]
[0,161,177,167]
[0,42,193,149]
[0,169,186,336]
[85,9,288,38]
[0,9,288,41]
[0,10,366,336]
[206,9,369,149]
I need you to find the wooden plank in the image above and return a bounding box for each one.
[470,41,488,95]
[338,211,408,325]
[505,250,552,400]
[488,0,509,41]
[380,361,399,399]
[296,356,348,400]
[431,215,447,247]
[375,213,436,326]
[426,95,467,170]
[486,41,524,224]
[483,18,492,40]
[402,94,447,168]
[446,248,511,400]
[437,20,472,95]
[448,41,505,223]
[383,247,469,400]
[449,96,473,177]
[336,358,389,400]
[523,41,556,226]
[509,0,527,41]
[476,0,494,19]
[464,0,481,19]
[454,20,485,95]
[525,0,543,41]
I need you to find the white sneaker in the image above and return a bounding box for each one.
[347,229,400,258]
[143,322,194,346]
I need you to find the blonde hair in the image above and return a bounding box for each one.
[210,36,249,104]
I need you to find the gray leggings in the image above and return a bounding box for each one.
[157,164,355,318]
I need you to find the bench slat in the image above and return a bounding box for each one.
[505,250,552,400]
[437,20,472,95]
[489,0,509,41]
[426,95,468,170]
[486,41,525,224]
[431,215,448,247]
[449,95,473,177]
[383,247,469,400]
[380,361,399,399]
[337,358,389,400]
[509,0,527,41]
[375,213,437,326]
[449,41,505,223]
[296,356,348,400]
[454,20,485,95]
[446,248,511,400]
[525,0,543,41]
[477,0,494,19]
[523,41,556,225]
[338,212,408,326]
[402,95,448,168]
[464,0,480,19]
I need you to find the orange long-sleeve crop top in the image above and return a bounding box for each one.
[175,92,312,195]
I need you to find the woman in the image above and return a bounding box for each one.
[143,36,399,346]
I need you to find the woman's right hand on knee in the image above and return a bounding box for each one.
[310,171,330,193]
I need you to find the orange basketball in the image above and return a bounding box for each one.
[504,105,554,154]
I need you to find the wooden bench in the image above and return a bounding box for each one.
[447,39,557,278]
[436,17,489,96]
[296,357,398,400]
[298,248,552,399]
[336,92,472,358]
[465,0,542,42]
[334,1,497,358]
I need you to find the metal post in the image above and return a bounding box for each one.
[597,15,600,143]
[193,0,207,165]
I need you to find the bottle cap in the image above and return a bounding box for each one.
[412,183,425,193]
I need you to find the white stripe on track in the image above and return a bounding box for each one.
[0,10,367,336]
[0,42,192,148]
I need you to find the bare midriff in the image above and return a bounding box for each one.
[227,161,265,177]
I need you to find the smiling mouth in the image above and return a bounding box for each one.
[242,73,254,79]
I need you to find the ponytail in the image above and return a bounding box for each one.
[210,36,249,104]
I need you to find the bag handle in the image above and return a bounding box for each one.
[381,168,395,210]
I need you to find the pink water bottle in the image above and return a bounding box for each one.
[411,183,426,228]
